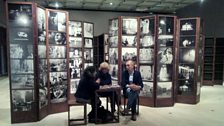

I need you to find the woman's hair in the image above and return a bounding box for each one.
[83,66,96,79]
[99,62,110,70]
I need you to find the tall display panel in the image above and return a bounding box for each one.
[176,18,202,104]
[68,20,94,101]
[108,15,176,107]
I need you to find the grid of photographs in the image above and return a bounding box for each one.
[48,10,68,103]
[177,19,198,96]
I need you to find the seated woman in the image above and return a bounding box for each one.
[75,66,101,112]
[95,62,123,113]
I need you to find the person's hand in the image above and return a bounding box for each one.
[129,84,140,91]
[96,78,100,84]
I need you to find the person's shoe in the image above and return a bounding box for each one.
[119,105,124,112]
[131,114,137,121]
[122,108,131,115]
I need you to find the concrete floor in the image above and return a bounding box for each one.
[0,76,224,126]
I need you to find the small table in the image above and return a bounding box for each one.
[95,84,121,124]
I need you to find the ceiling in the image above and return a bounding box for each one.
[7,0,201,13]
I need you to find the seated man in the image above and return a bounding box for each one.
[122,60,143,121]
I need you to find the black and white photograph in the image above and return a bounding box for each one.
[84,49,93,63]
[69,37,82,47]
[48,11,66,32]
[49,32,66,45]
[39,88,48,109]
[158,17,174,35]
[180,36,195,47]
[139,82,153,97]
[10,44,33,59]
[122,36,137,47]
[50,83,67,103]
[11,74,34,89]
[69,21,82,37]
[122,48,137,62]
[84,63,94,69]
[109,19,118,36]
[122,18,138,35]
[49,72,67,86]
[109,36,118,47]
[178,64,194,80]
[180,19,196,35]
[69,48,82,58]
[70,79,80,94]
[9,27,33,43]
[37,8,46,44]
[70,58,82,69]
[139,65,153,81]
[50,59,67,72]
[159,38,173,47]
[83,22,93,38]
[12,89,34,111]
[11,59,34,74]
[70,67,81,79]
[158,47,173,64]
[179,48,195,63]
[140,18,154,35]
[84,38,93,48]
[178,79,194,95]
[49,46,66,58]
[8,4,32,27]
[157,64,172,81]
[39,59,47,73]
[109,64,118,80]
[139,48,154,63]
[109,48,118,64]
[157,82,172,98]
[38,45,46,58]
[140,35,154,47]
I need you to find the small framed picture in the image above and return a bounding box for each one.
[49,46,66,58]
[109,36,118,47]
[11,74,34,89]
[140,18,154,35]
[157,47,173,64]
[83,22,93,38]
[140,35,154,47]
[180,36,195,47]
[139,48,154,64]
[180,19,196,35]
[109,64,118,80]
[69,48,82,58]
[49,59,67,72]
[157,64,172,81]
[69,37,82,47]
[158,17,174,35]
[122,18,138,35]
[84,38,93,48]
[139,65,153,81]
[10,44,33,59]
[157,82,172,98]
[70,79,80,94]
[11,59,34,74]
[179,48,195,63]
[121,48,137,62]
[109,48,118,64]
[84,49,93,63]
[48,32,66,45]
[69,21,82,37]
[139,81,153,97]
[122,36,137,47]
[48,11,66,32]
[178,64,194,80]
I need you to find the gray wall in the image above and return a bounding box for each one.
[0,0,6,28]
[68,10,148,36]
[177,0,224,37]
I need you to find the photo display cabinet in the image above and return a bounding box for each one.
[203,37,224,85]
[68,20,94,100]
[176,17,203,104]
[108,15,176,107]
[7,2,70,123]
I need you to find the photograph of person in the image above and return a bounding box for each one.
[178,64,194,80]
[157,64,172,81]
[48,11,58,31]
[37,7,46,32]
[84,38,93,48]
[84,49,93,63]
[12,90,33,111]
[109,36,118,47]
[69,48,82,58]
[157,82,172,98]
[122,36,137,47]
[39,59,47,73]
[109,48,118,64]
[84,22,93,38]
[109,19,118,36]
[179,48,195,63]
[8,4,32,27]
[39,87,48,108]
[50,59,67,72]
[139,48,154,63]
[38,45,46,58]
[10,44,33,59]
[11,74,34,89]
[158,47,173,64]
[122,48,137,62]
[139,65,153,81]
[49,32,66,45]
[140,35,154,47]
[180,19,196,35]
[140,18,154,35]
[57,12,66,32]
[180,36,195,47]
[109,64,118,80]
[158,17,174,35]
[70,67,81,79]
[139,82,153,97]
[11,59,34,74]
[122,18,138,35]
[49,46,66,58]
[69,37,82,47]
[159,38,173,47]
[69,21,82,37]
[70,58,82,69]
[70,79,80,94]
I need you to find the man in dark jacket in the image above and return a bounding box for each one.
[122,60,143,121]
[75,66,100,111]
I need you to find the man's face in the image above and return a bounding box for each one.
[126,61,134,72]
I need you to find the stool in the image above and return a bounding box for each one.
[68,100,87,126]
